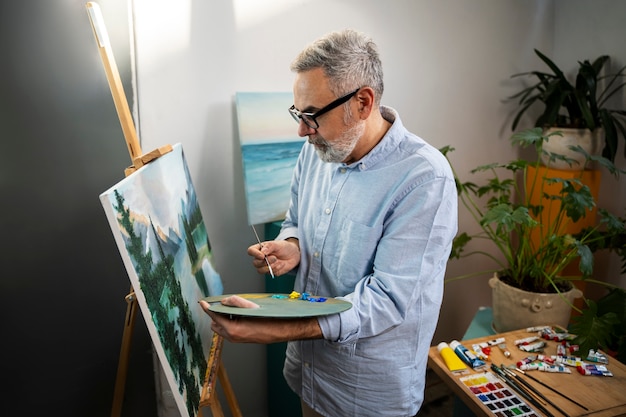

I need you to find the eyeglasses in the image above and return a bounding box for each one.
[288,87,360,129]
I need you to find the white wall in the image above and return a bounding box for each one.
[130,1,625,415]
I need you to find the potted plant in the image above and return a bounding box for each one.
[441,127,626,360]
[508,49,626,167]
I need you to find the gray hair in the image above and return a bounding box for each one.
[290,29,384,106]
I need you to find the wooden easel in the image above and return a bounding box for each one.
[86,3,241,417]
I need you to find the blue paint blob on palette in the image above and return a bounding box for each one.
[460,372,540,417]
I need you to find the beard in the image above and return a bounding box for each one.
[310,120,365,163]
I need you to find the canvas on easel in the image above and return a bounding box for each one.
[100,143,223,417]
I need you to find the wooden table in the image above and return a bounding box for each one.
[428,328,626,417]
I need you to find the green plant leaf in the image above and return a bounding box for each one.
[554,179,595,222]
[534,49,567,80]
[589,55,610,74]
[450,232,472,259]
[570,300,619,358]
[586,144,626,177]
[576,59,599,127]
[510,127,546,147]
[599,109,618,163]
[481,204,537,235]
[541,150,578,167]
[574,242,593,277]
[596,288,626,338]
[439,145,454,156]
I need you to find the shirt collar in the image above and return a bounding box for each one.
[342,105,402,171]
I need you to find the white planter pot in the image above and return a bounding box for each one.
[541,127,603,170]
[489,274,583,333]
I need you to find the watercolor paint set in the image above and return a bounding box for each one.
[460,372,539,416]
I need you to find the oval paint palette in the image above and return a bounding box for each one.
[202,293,352,318]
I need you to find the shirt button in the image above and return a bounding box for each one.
[340,168,347,174]
[313,252,319,258]
[325,208,331,214]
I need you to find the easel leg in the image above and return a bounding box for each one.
[208,397,225,417]
[218,361,243,417]
[200,360,240,417]
[111,287,138,417]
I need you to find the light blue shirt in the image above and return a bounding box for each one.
[276,106,458,416]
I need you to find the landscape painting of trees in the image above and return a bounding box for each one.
[100,143,222,417]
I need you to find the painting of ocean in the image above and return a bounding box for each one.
[236,92,305,225]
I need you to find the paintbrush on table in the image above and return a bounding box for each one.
[515,367,588,411]
[504,367,570,416]
[491,364,556,417]
[251,225,275,278]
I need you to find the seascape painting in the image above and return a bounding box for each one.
[236,92,305,225]
[100,143,223,417]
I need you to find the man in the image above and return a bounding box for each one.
[200,29,458,416]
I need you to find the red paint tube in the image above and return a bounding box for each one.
[516,356,536,367]
[577,364,613,377]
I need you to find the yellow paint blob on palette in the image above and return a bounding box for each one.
[460,372,540,417]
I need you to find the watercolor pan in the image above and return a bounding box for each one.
[459,372,540,417]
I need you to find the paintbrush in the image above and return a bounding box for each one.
[504,367,570,416]
[251,225,275,278]
[515,367,588,411]
[491,364,556,417]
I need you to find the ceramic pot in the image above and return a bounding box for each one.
[541,127,603,170]
[489,274,583,333]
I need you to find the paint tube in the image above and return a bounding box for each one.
[471,343,490,361]
[555,355,583,367]
[516,356,536,367]
[487,337,506,346]
[518,341,546,352]
[586,349,609,364]
[527,325,551,332]
[498,343,511,358]
[536,354,556,364]
[540,327,556,338]
[514,336,540,346]
[450,340,486,370]
[479,342,491,356]
[556,341,567,357]
[577,364,613,377]
[540,328,573,341]
[477,342,492,358]
[485,337,510,357]
[578,368,610,376]
[437,342,468,374]
[519,363,540,371]
[537,364,571,373]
